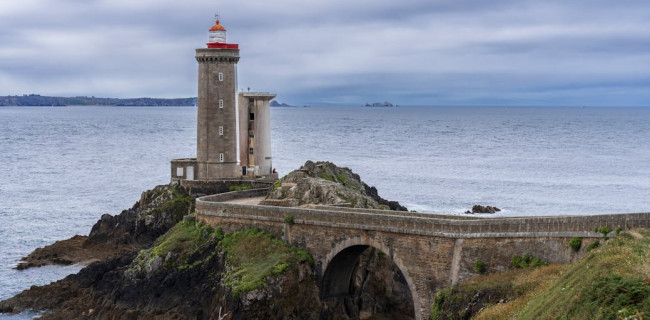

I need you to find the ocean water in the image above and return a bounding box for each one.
[1,105,649,315]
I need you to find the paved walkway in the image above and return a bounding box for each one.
[223,196,265,205]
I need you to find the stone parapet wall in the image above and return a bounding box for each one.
[176,180,272,196]
[197,194,650,238]
[312,205,479,220]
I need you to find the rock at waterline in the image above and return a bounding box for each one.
[465,204,501,214]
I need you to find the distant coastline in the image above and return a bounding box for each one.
[0,94,197,106]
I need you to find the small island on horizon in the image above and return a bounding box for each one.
[364,101,396,107]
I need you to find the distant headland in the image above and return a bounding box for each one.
[0,94,197,107]
[0,95,301,108]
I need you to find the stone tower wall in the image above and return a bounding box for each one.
[237,93,275,177]
[195,48,240,179]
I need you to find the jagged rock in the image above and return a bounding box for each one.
[263,161,407,211]
[2,232,323,320]
[465,205,501,214]
[15,184,193,270]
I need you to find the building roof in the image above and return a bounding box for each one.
[240,92,277,98]
[209,20,226,32]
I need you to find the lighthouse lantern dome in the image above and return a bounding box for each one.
[208,19,227,43]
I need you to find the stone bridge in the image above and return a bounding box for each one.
[195,189,650,320]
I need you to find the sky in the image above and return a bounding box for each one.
[1,0,649,106]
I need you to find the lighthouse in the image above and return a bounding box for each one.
[195,19,240,180]
[170,18,278,183]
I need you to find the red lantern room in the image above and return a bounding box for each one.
[207,19,239,49]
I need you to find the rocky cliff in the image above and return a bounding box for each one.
[2,163,415,319]
[264,160,407,211]
[16,185,192,270]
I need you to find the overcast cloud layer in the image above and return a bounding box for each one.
[1,0,649,106]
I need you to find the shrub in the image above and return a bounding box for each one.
[512,254,549,269]
[587,240,600,251]
[474,260,487,274]
[595,226,612,239]
[569,237,582,252]
[284,215,294,224]
[615,226,622,235]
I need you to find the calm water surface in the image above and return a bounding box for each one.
[1,105,649,316]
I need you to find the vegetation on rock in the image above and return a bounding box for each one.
[569,237,583,252]
[515,230,650,319]
[473,260,487,274]
[512,254,549,269]
[220,228,313,295]
[431,229,650,320]
[229,184,253,192]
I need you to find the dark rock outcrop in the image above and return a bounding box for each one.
[16,184,192,270]
[2,240,322,319]
[465,204,501,214]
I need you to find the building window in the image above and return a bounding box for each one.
[219,99,223,108]
[218,72,223,81]
[176,167,183,177]
[219,126,223,136]
[249,148,254,155]
[219,153,224,162]
[249,113,254,120]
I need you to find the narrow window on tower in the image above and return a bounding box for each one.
[218,72,224,81]
[219,126,223,136]
[249,113,255,120]
[219,153,224,162]
[219,99,224,108]
[249,148,254,155]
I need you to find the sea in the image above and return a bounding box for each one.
[1,105,649,317]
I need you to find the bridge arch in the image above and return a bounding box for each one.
[321,236,421,319]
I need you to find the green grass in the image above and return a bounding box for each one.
[228,184,252,192]
[335,174,347,185]
[515,230,650,319]
[432,230,650,320]
[430,265,566,320]
[150,186,192,219]
[132,221,215,270]
[320,172,335,182]
[220,228,313,295]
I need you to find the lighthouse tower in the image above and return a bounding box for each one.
[170,18,278,183]
[195,19,240,180]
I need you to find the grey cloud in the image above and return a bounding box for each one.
[0,0,649,105]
